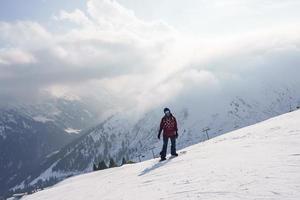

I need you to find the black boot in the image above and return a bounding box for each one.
[160,157,166,161]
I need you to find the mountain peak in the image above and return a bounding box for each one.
[21,110,300,200]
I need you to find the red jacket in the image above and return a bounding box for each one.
[159,115,178,137]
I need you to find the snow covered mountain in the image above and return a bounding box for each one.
[10,87,300,197]
[0,98,99,199]
[19,109,300,200]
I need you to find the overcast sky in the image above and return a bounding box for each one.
[0,0,300,115]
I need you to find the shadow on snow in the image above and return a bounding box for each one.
[138,159,172,176]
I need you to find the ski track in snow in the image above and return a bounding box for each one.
[22,111,300,200]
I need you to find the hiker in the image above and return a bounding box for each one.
[158,108,178,161]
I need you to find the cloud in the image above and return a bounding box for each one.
[0,0,176,104]
[0,21,52,49]
[0,48,36,65]
[54,9,91,26]
[0,0,300,116]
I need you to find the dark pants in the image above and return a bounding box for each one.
[160,136,176,158]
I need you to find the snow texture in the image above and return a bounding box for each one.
[21,110,300,200]
[64,128,81,134]
[32,116,53,123]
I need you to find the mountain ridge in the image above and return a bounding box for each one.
[11,87,300,196]
[20,109,300,200]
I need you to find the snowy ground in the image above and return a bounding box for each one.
[21,110,300,200]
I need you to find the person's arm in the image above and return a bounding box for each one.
[174,117,178,138]
[158,118,163,139]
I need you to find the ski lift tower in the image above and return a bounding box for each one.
[150,147,156,159]
[203,127,210,140]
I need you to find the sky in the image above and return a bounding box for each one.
[0,0,300,116]
[0,0,85,21]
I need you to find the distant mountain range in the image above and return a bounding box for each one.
[0,98,99,199]
[5,87,299,199]
[18,109,300,200]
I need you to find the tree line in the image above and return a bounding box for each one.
[93,157,135,171]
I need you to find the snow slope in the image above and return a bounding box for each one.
[16,87,300,192]
[21,110,300,200]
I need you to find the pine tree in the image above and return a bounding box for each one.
[93,163,98,171]
[121,157,127,165]
[109,158,117,168]
[98,160,108,170]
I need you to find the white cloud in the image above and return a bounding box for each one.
[87,0,137,27]
[0,0,300,116]
[54,9,91,26]
[0,21,52,49]
[0,48,36,65]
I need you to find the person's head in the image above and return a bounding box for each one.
[163,107,171,116]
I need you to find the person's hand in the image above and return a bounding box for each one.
[176,132,178,139]
[158,133,161,140]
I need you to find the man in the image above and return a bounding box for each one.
[158,107,178,161]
